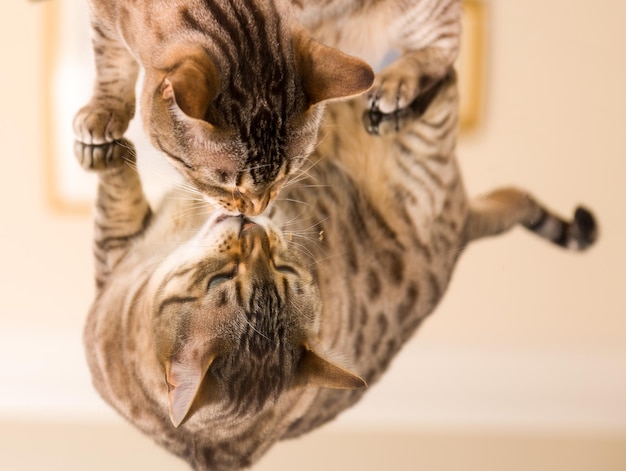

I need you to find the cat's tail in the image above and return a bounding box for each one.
[465,187,598,250]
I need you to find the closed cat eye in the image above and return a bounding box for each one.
[208,275,232,289]
[207,267,238,289]
[275,265,298,276]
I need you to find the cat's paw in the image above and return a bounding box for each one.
[367,60,421,116]
[74,139,136,172]
[364,71,453,136]
[73,103,132,145]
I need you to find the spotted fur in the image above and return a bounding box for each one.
[77,71,596,470]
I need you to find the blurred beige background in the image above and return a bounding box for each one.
[1,1,625,470]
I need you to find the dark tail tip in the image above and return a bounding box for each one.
[572,206,598,250]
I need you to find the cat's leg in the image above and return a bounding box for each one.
[465,187,598,251]
[73,24,139,144]
[74,139,151,289]
[366,0,461,134]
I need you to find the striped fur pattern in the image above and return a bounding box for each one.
[291,0,463,129]
[465,188,597,250]
[74,0,373,216]
[77,72,597,470]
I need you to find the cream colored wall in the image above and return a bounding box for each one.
[1,1,625,470]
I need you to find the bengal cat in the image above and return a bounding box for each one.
[73,0,463,215]
[73,0,374,216]
[76,71,597,470]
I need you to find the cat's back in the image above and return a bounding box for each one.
[315,74,462,234]
[92,0,300,68]
[281,73,466,438]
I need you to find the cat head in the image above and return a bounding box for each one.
[142,29,373,217]
[150,214,365,427]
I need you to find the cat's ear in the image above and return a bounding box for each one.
[165,355,216,427]
[295,35,374,105]
[162,57,220,120]
[297,347,367,390]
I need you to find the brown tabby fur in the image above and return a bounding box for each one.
[76,72,597,470]
[74,0,374,216]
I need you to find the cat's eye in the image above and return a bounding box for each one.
[208,275,231,289]
[208,267,237,290]
[276,265,298,276]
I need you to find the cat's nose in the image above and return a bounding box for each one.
[234,193,270,217]
[240,222,271,259]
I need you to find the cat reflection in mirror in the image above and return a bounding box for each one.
[76,72,596,470]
